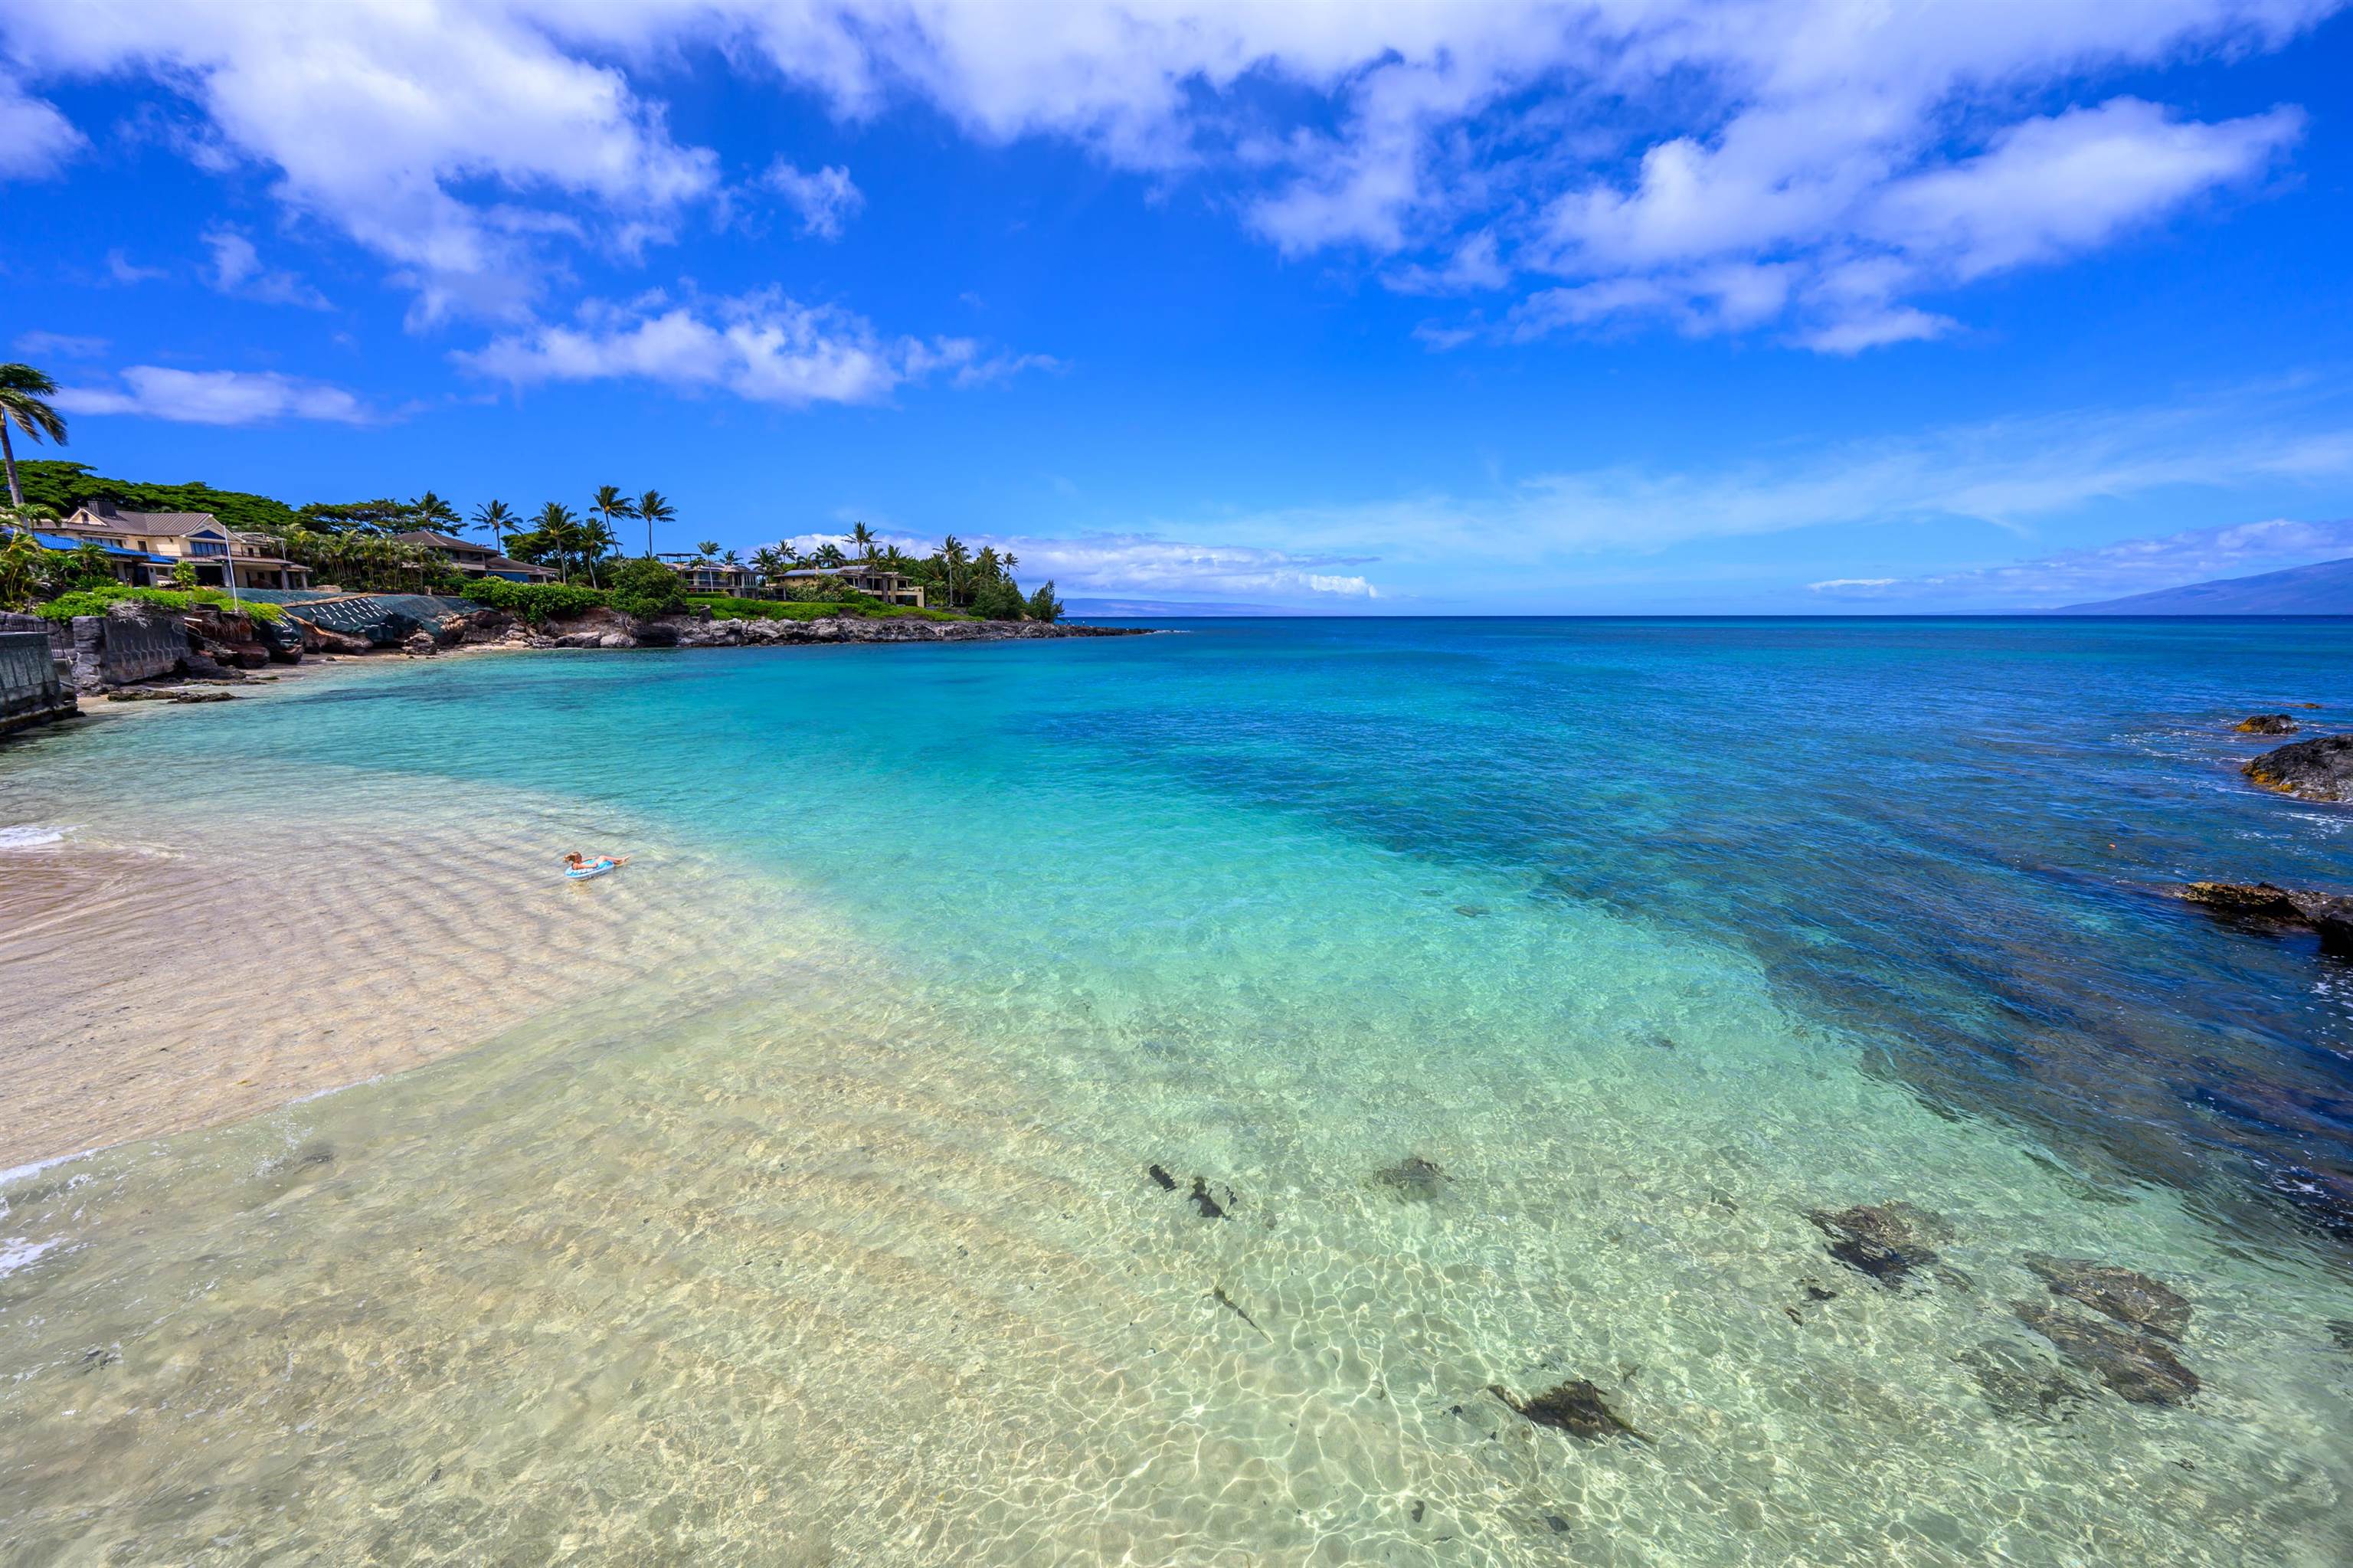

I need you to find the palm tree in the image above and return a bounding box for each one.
[590,484,637,557]
[411,490,460,531]
[634,489,675,558]
[850,521,876,561]
[749,545,786,594]
[535,502,579,584]
[941,534,969,608]
[695,539,721,566]
[472,499,516,556]
[578,519,619,586]
[0,364,68,509]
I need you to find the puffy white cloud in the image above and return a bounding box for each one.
[54,366,375,425]
[458,290,1055,404]
[2,0,2335,343]
[0,82,80,178]
[202,228,332,309]
[762,161,863,239]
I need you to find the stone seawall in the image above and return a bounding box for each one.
[0,615,77,736]
[52,604,191,691]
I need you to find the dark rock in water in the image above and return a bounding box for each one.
[1146,1164,1176,1191]
[1802,1281,1838,1301]
[2022,1255,2191,1340]
[2235,714,2299,735]
[2180,882,2353,961]
[2262,1164,2353,1241]
[1958,1339,2083,1422]
[2183,881,2307,921]
[1490,1380,1648,1442]
[2014,1301,2199,1406]
[2246,733,2353,803]
[1454,905,1488,918]
[1805,1202,1953,1288]
[1373,1155,1450,1203]
[1188,1177,1230,1219]
[2328,1321,2353,1355]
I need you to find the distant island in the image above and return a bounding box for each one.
[2058,556,2353,614]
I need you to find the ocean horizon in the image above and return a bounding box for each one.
[4,617,2351,1564]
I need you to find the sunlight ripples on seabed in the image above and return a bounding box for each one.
[2,620,2351,1565]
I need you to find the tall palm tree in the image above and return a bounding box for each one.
[850,521,876,562]
[590,485,637,557]
[634,489,675,558]
[695,539,721,566]
[578,519,618,587]
[0,364,68,509]
[941,534,969,608]
[472,499,516,556]
[535,502,579,584]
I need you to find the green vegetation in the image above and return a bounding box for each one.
[33,584,283,622]
[682,594,965,623]
[14,460,305,533]
[452,578,608,624]
[609,556,686,620]
[1,365,69,509]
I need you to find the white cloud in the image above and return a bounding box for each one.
[1208,381,2353,561]
[1807,516,2353,605]
[7,2,717,321]
[13,330,107,359]
[54,366,375,425]
[0,82,80,178]
[3,1,2335,342]
[777,528,1380,602]
[762,161,863,239]
[459,290,1054,405]
[202,228,332,309]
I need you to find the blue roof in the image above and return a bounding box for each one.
[21,529,172,562]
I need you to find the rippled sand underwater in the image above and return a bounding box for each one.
[4,634,2353,1565]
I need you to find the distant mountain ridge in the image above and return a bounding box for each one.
[2057,555,2353,614]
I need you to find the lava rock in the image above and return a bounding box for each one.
[1957,1339,2083,1422]
[2246,734,2353,803]
[1490,1380,1648,1442]
[2183,881,2306,921]
[2234,714,2299,735]
[1373,1156,1451,1203]
[1805,1202,1954,1288]
[1188,1177,1231,1219]
[2022,1255,2191,1340]
[2013,1300,2199,1406]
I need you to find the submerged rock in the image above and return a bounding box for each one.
[1373,1156,1451,1204]
[1958,1339,2083,1422]
[1188,1177,1232,1219]
[2180,882,2353,960]
[2234,714,2299,735]
[1490,1380,1648,1442]
[2022,1255,2191,1340]
[1805,1202,1954,1288]
[2245,734,2353,803]
[2014,1301,2199,1406]
[1146,1164,1176,1191]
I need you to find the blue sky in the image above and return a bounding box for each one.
[4,1,2351,612]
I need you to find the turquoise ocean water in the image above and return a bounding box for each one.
[3,617,2351,1564]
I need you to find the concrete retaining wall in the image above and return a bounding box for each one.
[0,614,76,735]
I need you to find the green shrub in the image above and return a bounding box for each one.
[970,579,1026,621]
[33,584,283,622]
[1025,581,1063,624]
[608,557,686,620]
[453,578,608,624]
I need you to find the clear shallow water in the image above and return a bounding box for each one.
[3,619,2352,1564]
